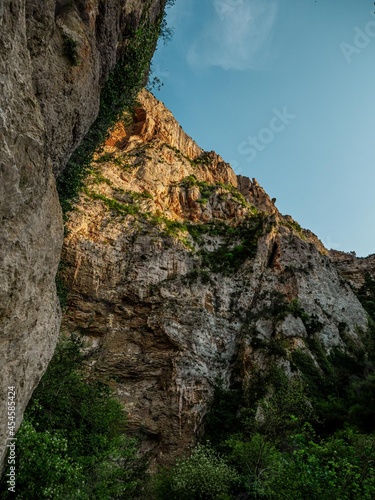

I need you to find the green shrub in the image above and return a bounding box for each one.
[198,215,264,274]
[180,174,198,187]
[205,384,244,445]
[0,335,145,499]
[147,214,187,237]
[357,273,375,320]
[254,378,316,441]
[57,4,169,216]
[219,183,247,207]
[2,420,85,499]
[190,152,212,166]
[259,429,375,500]
[86,190,140,216]
[224,433,282,497]
[152,444,239,500]
[185,268,212,285]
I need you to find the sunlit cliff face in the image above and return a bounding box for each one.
[60,90,367,465]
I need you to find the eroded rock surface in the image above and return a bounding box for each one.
[0,0,164,467]
[330,250,375,290]
[61,90,368,465]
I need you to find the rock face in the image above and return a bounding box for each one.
[330,250,375,290]
[61,90,368,466]
[0,0,164,468]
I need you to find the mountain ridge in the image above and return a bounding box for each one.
[59,89,369,465]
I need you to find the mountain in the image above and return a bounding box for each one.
[60,89,370,465]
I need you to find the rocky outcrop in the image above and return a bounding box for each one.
[60,90,368,466]
[330,250,375,290]
[0,0,164,468]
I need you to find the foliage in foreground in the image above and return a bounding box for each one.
[150,275,375,499]
[151,444,239,500]
[151,385,375,500]
[2,293,375,499]
[224,428,375,500]
[0,336,145,499]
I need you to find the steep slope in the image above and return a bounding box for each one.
[0,0,165,468]
[60,90,368,465]
[330,250,375,289]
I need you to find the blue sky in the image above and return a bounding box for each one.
[151,0,375,256]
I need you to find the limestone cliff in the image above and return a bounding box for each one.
[60,90,368,466]
[0,0,165,467]
[330,250,375,290]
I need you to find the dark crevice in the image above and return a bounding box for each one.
[267,241,278,268]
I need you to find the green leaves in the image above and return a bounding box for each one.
[152,444,239,500]
[0,336,145,499]
[57,6,167,217]
[197,215,265,274]
[260,430,375,500]
[4,421,85,499]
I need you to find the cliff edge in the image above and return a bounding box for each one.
[0,0,165,468]
[60,90,368,465]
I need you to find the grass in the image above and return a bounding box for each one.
[85,190,140,216]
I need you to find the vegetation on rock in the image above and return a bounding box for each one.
[43,3,375,495]
[149,281,375,499]
[57,1,173,217]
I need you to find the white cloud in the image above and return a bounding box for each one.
[167,0,194,27]
[187,0,278,71]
